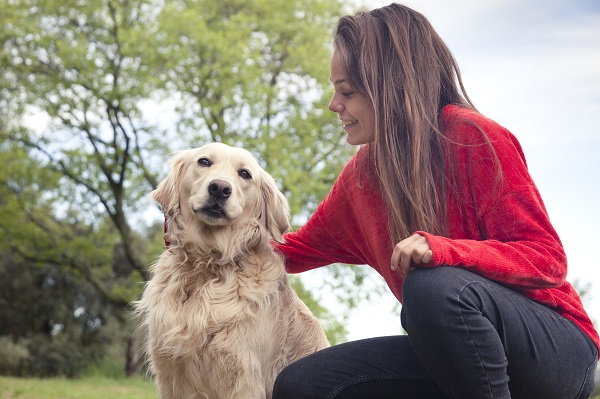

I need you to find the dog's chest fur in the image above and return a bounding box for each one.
[146,249,284,354]
[142,249,292,398]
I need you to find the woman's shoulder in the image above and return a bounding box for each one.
[441,104,519,148]
[441,104,529,172]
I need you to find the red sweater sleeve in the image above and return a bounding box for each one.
[278,147,392,274]
[417,109,567,296]
[279,209,364,273]
[278,154,366,273]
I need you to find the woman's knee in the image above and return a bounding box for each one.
[401,267,480,331]
[273,353,329,399]
[272,361,305,399]
[402,267,459,305]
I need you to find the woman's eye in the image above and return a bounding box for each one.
[197,157,212,167]
[238,169,252,180]
[333,88,354,98]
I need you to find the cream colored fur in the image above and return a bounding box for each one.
[133,143,329,399]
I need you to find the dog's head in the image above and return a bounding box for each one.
[152,143,290,245]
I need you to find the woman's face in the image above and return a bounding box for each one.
[328,50,375,146]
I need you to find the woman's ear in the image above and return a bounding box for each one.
[259,171,290,243]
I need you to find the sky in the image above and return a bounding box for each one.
[318,0,600,340]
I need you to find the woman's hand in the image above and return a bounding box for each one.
[391,234,433,276]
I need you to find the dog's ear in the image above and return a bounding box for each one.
[150,151,191,215]
[259,171,290,243]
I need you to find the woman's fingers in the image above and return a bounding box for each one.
[391,234,432,276]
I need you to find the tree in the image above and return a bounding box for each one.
[1,0,164,289]
[0,136,144,310]
[152,0,352,216]
[0,136,152,376]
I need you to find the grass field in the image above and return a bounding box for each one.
[0,376,159,399]
[1,375,598,398]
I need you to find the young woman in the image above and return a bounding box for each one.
[272,3,599,398]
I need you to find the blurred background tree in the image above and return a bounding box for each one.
[0,0,377,378]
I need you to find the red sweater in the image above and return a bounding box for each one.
[277,104,599,353]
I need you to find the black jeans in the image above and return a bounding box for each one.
[273,268,598,398]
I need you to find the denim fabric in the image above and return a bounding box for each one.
[272,267,597,399]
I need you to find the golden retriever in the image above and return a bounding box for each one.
[134,143,329,399]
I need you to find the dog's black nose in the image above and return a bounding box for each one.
[208,180,232,200]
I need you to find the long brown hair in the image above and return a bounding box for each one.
[333,3,478,243]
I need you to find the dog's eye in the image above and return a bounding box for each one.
[238,169,252,180]
[197,157,212,167]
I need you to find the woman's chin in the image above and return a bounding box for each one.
[345,133,372,146]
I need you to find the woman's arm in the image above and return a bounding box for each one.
[278,215,363,273]
[275,152,367,273]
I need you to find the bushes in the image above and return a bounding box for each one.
[0,336,29,376]
[28,335,92,378]
[0,255,138,379]
[0,335,90,378]
[0,314,138,379]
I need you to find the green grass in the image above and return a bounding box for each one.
[0,375,597,399]
[0,376,159,399]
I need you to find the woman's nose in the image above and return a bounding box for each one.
[328,95,343,113]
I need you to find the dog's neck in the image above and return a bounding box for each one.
[166,212,271,266]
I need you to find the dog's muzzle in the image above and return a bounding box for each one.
[194,179,231,220]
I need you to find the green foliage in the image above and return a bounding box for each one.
[0,139,142,309]
[0,337,29,377]
[325,263,390,310]
[26,335,92,378]
[1,0,167,289]
[150,0,354,217]
[0,251,136,378]
[0,0,353,219]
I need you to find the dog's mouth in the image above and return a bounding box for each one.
[198,203,228,220]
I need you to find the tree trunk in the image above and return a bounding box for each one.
[125,335,139,377]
